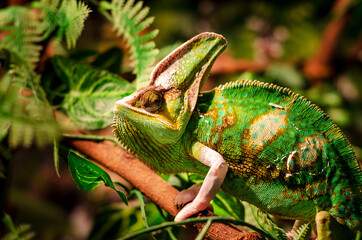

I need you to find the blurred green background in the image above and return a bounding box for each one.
[1,0,361,239]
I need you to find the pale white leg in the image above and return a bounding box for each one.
[174,142,228,222]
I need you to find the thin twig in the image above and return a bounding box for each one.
[195,218,213,240]
[118,216,274,240]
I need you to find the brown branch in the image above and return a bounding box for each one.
[303,0,351,82]
[66,134,262,240]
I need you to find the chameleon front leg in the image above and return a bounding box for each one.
[174,141,228,222]
[175,184,202,209]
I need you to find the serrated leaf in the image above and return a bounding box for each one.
[135,16,154,33]
[0,6,42,70]
[128,1,143,19]
[293,223,310,240]
[53,55,135,129]
[133,6,149,24]
[68,151,128,205]
[34,0,90,49]
[60,0,91,49]
[2,213,35,240]
[100,0,158,89]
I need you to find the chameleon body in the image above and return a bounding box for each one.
[113,33,361,239]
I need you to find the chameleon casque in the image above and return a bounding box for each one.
[113,32,362,239]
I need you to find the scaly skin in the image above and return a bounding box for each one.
[113,32,361,239]
[186,80,361,229]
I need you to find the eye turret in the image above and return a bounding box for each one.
[140,90,164,113]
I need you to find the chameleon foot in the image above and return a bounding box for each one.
[174,184,201,209]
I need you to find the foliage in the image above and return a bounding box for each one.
[1,213,35,240]
[0,51,61,149]
[87,202,168,240]
[212,191,245,221]
[68,150,128,204]
[293,223,310,240]
[99,0,159,88]
[0,0,91,149]
[32,0,91,49]
[51,55,134,129]
[0,6,56,148]
[0,6,42,70]
[249,203,288,240]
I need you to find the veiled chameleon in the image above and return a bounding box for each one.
[113,32,361,239]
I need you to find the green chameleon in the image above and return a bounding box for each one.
[113,32,361,239]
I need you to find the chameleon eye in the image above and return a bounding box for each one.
[140,90,164,113]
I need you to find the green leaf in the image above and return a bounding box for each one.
[2,212,35,240]
[0,6,42,70]
[213,191,245,221]
[60,0,91,48]
[292,223,310,240]
[0,13,61,148]
[52,55,135,129]
[100,0,159,89]
[0,51,61,149]
[34,0,91,49]
[249,203,287,240]
[2,213,17,236]
[68,151,128,205]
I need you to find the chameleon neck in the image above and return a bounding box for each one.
[114,116,209,174]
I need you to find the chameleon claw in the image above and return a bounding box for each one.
[174,184,202,210]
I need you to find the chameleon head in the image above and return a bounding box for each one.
[113,33,227,147]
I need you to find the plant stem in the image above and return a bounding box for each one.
[195,218,213,240]
[118,216,275,240]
